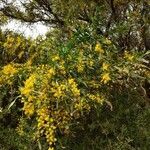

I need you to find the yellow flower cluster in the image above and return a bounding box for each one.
[2,64,17,75]
[47,68,55,79]
[77,52,84,72]
[77,62,84,72]
[101,62,111,84]
[101,72,111,84]
[20,74,36,97]
[37,107,49,130]
[75,98,90,111]
[51,82,66,99]
[45,124,57,145]
[37,107,56,149]
[87,93,104,104]
[68,78,80,97]
[1,64,18,85]
[95,43,104,53]
[52,55,60,61]
[23,101,35,117]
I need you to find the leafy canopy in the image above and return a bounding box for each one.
[0,0,150,150]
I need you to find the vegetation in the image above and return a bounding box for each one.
[0,0,150,150]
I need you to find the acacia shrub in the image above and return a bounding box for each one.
[0,27,149,149]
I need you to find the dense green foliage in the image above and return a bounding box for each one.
[0,0,150,150]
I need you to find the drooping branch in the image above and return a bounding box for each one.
[0,0,65,27]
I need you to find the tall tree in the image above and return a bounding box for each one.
[0,0,150,51]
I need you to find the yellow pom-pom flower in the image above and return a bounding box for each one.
[95,43,104,53]
[101,72,111,84]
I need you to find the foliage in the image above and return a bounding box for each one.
[0,0,150,150]
[0,29,37,65]
[0,0,150,50]
[0,27,150,149]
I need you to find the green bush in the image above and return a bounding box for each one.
[0,27,149,149]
